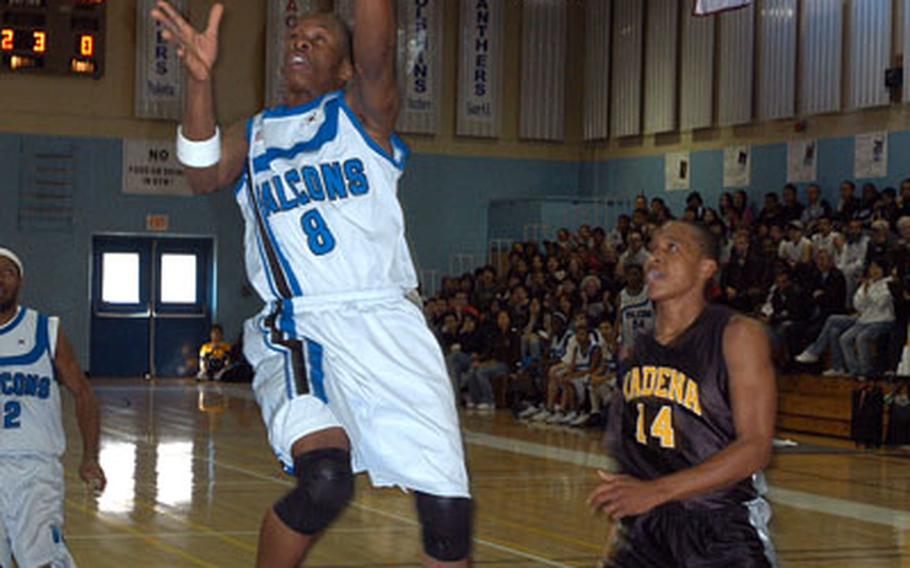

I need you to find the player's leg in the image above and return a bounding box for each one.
[256,427,354,568]
[414,491,472,568]
[0,512,11,568]
[8,458,77,568]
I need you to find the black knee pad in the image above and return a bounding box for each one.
[416,491,473,562]
[273,448,354,535]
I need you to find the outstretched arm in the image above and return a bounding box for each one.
[347,0,399,152]
[54,327,107,492]
[151,2,247,193]
[589,316,776,519]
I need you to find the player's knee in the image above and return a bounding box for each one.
[415,491,473,562]
[273,448,354,535]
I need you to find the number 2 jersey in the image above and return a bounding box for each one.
[236,90,418,302]
[606,304,764,508]
[0,307,64,457]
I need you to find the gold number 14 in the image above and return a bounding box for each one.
[635,403,676,449]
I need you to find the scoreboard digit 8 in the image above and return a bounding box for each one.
[1,0,106,78]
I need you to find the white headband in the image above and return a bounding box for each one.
[0,248,23,277]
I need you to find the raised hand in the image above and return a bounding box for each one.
[150,1,224,83]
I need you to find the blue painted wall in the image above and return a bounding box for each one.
[0,133,580,365]
[583,134,910,212]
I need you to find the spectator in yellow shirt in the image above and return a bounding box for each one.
[198,324,231,381]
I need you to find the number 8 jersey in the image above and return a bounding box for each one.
[236,90,418,302]
[0,307,65,457]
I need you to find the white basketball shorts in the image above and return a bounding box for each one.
[0,454,76,568]
[244,289,470,498]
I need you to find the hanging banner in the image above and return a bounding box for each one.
[457,0,503,138]
[694,0,752,16]
[666,152,691,191]
[787,139,817,183]
[397,0,444,134]
[122,139,192,197]
[723,145,751,188]
[135,0,185,120]
[855,131,888,179]
[266,0,316,108]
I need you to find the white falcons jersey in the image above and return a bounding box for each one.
[619,287,655,348]
[236,90,418,301]
[0,307,64,456]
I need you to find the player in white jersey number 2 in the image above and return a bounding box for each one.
[0,249,106,568]
[152,2,472,566]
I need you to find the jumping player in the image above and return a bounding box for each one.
[0,248,106,568]
[589,222,777,567]
[151,2,472,566]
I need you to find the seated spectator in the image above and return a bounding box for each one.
[198,324,231,381]
[801,183,832,231]
[467,310,520,411]
[780,184,805,223]
[584,321,620,428]
[835,219,870,304]
[865,219,895,269]
[531,315,601,424]
[446,312,483,404]
[760,268,812,365]
[796,260,896,378]
[580,275,605,322]
[811,216,842,258]
[556,227,575,253]
[616,264,655,358]
[873,187,899,228]
[520,296,547,363]
[757,192,784,227]
[899,179,910,219]
[472,266,499,312]
[607,214,631,251]
[686,191,706,220]
[836,180,860,223]
[855,183,879,226]
[518,312,573,419]
[778,221,813,275]
[721,230,771,313]
[732,190,755,229]
[616,231,650,279]
[805,249,848,343]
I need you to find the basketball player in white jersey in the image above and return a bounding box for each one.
[0,249,106,568]
[151,2,472,566]
[617,264,656,359]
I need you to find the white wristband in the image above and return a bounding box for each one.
[176,125,222,168]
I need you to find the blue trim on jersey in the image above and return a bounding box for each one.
[338,96,409,171]
[305,339,328,403]
[0,313,48,366]
[280,300,296,340]
[263,90,337,119]
[0,308,26,336]
[252,98,342,174]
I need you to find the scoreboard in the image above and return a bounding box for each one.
[1,0,105,78]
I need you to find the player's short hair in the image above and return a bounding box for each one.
[675,221,720,263]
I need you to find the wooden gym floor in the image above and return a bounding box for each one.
[50,380,910,567]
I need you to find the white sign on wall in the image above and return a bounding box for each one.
[787,139,817,183]
[457,0,503,138]
[122,139,192,197]
[855,131,888,179]
[666,152,691,191]
[723,145,751,188]
[135,0,185,120]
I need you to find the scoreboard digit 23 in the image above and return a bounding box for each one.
[1,0,105,78]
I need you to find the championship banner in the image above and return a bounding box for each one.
[266,0,316,108]
[397,0,443,134]
[122,139,192,197]
[135,0,185,120]
[457,0,503,138]
[694,0,751,15]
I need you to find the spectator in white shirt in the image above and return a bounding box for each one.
[811,216,842,259]
[835,219,870,306]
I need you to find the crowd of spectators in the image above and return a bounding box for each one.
[423,179,910,426]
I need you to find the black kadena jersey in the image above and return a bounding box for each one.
[607,304,762,508]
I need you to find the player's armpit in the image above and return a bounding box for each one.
[215,120,249,189]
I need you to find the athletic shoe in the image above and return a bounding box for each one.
[569,412,591,427]
[794,351,819,364]
[518,404,541,419]
[559,411,578,425]
[546,411,566,424]
[530,409,552,422]
[822,368,845,376]
[478,403,496,412]
[466,401,478,409]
